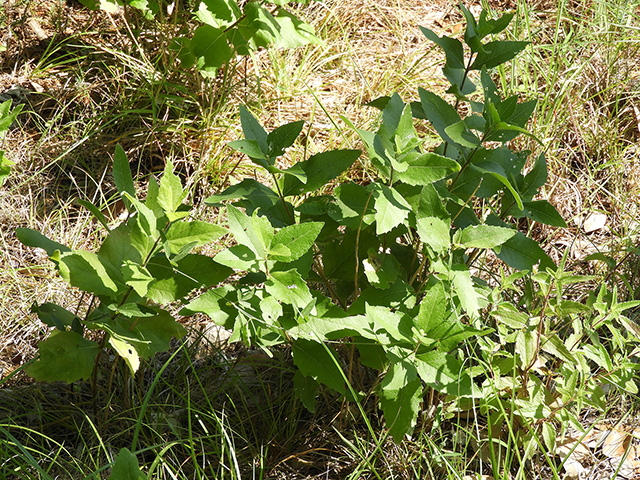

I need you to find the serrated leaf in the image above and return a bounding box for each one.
[372,184,412,235]
[205,178,280,209]
[416,350,473,396]
[213,244,260,271]
[327,182,375,229]
[379,362,422,442]
[454,224,516,249]
[472,161,523,210]
[57,250,122,298]
[26,331,100,383]
[179,285,236,329]
[450,265,480,318]
[227,206,273,258]
[515,328,537,369]
[31,303,80,331]
[496,232,555,271]
[146,254,232,303]
[122,261,153,297]
[417,216,450,254]
[445,120,481,148]
[394,152,460,186]
[157,160,186,214]
[196,0,241,28]
[271,222,323,262]
[418,88,462,145]
[265,269,313,309]
[272,9,320,48]
[165,220,227,253]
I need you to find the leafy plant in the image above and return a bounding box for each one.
[0,99,23,187]
[182,4,573,443]
[77,0,320,76]
[17,146,231,383]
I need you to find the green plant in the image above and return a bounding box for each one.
[0,100,23,187]
[180,4,572,443]
[78,0,320,77]
[16,146,231,383]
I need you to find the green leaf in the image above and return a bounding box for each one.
[146,254,232,303]
[453,224,516,249]
[496,232,555,271]
[108,448,146,480]
[266,269,313,310]
[57,250,122,298]
[213,245,260,271]
[180,285,236,329]
[228,139,268,164]
[416,350,473,396]
[514,328,537,369]
[157,160,186,214]
[379,362,422,442]
[204,178,280,209]
[122,261,154,297]
[472,161,523,210]
[470,41,529,69]
[293,371,318,412]
[16,228,71,256]
[519,153,548,200]
[292,338,345,394]
[416,216,450,254]
[363,251,401,290]
[268,120,304,157]
[77,199,111,231]
[273,9,320,48]
[31,303,80,331]
[448,265,480,318]
[282,149,361,196]
[113,145,136,209]
[26,331,100,383]
[394,152,460,186]
[418,88,463,146]
[191,25,233,72]
[372,184,412,235]
[227,206,274,258]
[521,200,567,227]
[239,104,268,154]
[327,182,375,229]
[271,222,323,262]
[196,0,241,28]
[165,221,228,253]
[444,120,481,148]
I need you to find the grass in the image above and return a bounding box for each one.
[1,0,640,478]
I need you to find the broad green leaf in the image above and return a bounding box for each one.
[122,261,153,297]
[266,269,313,310]
[394,103,421,153]
[77,199,110,231]
[394,152,460,186]
[416,350,473,396]
[416,216,450,254]
[227,206,273,258]
[377,93,406,142]
[542,333,577,365]
[372,184,412,235]
[470,40,529,69]
[449,265,480,318]
[98,224,145,272]
[445,120,481,148]
[282,149,361,196]
[204,178,280,209]
[472,161,523,210]
[327,182,375,229]
[519,153,547,200]
[113,145,136,208]
[191,25,233,72]
[238,1,280,49]
[56,250,122,298]
[196,0,241,28]
[26,331,100,383]
[271,222,323,262]
[122,192,158,240]
[31,303,80,331]
[109,335,140,375]
[273,9,320,48]
[238,106,267,156]
[108,448,146,480]
[292,338,345,394]
[366,304,413,344]
[514,328,537,369]
[289,315,369,341]
[521,200,567,227]
[453,224,516,249]
[496,232,555,271]
[165,220,228,253]
[180,285,236,329]
[379,362,422,442]
[416,184,449,220]
[16,228,71,256]
[418,88,462,145]
[415,282,446,332]
[157,160,186,214]
[349,281,416,315]
[363,250,401,289]
[146,254,232,303]
[267,120,304,157]
[214,244,260,271]
[228,139,268,164]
